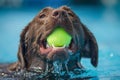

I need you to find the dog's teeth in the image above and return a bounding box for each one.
[52,44,67,48]
[52,44,66,48]
[46,44,50,48]
[52,44,55,48]
[62,45,66,48]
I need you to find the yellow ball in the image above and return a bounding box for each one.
[47,26,72,47]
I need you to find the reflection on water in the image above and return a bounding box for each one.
[0,5,120,79]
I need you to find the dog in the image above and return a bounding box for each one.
[0,6,98,79]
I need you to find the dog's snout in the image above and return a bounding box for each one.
[52,10,66,18]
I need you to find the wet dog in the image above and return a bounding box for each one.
[0,6,98,79]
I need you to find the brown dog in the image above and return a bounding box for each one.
[0,6,98,78]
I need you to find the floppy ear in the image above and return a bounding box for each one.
[81,24,98,67]
[17,25,30,69]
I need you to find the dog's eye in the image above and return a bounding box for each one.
[39,14,46,18]
[68,12,74,17]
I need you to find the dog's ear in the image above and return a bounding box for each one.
[17,25,30,69]
[81,24,98,67]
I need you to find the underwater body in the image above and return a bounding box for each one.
[0,0,120,80]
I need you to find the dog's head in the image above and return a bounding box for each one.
[16,6,98,72]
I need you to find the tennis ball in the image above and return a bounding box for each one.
[47,26,72,47]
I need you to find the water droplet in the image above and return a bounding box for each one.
[110,53,114,57]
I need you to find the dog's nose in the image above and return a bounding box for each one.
[52,9,66,18]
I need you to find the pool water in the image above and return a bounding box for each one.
[0,6,120,80]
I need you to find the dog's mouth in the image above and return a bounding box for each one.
[39,26,77,62]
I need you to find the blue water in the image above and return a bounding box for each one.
[0,6,120,79]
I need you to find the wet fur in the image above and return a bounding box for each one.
[0,6,98,74]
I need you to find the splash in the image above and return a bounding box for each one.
[0,68,97,80]
[53,61,62,74]
[0,60,98,80]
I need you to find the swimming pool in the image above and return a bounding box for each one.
[0,5,120,79]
